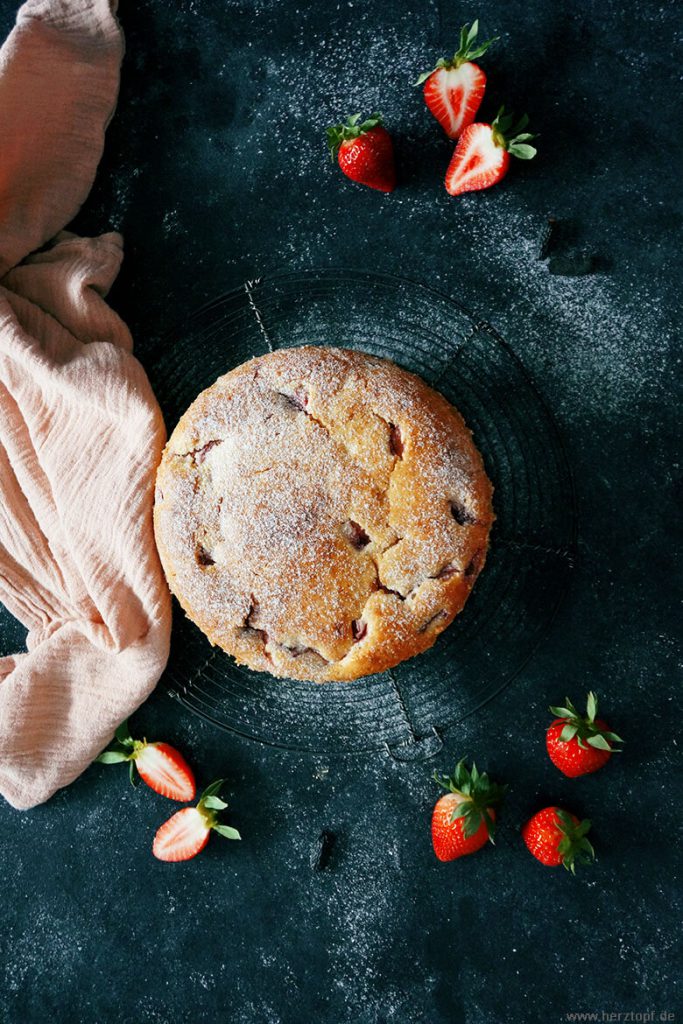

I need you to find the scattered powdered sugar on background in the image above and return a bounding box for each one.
[2,0,678,1020]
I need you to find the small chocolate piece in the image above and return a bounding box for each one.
[310,829,336,871]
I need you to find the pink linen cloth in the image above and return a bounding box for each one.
[0,0,172,809]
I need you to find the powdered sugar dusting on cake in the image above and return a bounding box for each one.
[154,347,493,681]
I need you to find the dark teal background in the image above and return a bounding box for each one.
[0,1,680,1022]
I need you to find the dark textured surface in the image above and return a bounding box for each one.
[0,1,680,1022]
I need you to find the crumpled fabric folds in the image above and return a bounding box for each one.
[0,0,172,809]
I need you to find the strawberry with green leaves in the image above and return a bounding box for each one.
[326,113,396,193]
[153,780,241,862]
[522,807,595,874]
[445,106,537,196]
[546,691,623,777]
[416,20,498,140]
[431,759,507,861]
[96,720,196,801]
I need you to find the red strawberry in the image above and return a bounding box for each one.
[326,113,396,193]
[546,691,623,777]
[431,759,507,861]
[96,719,196,801]
[522,807,595,874]
[416,20,498,139]
[445,106,537,196]
[153,780,241,862]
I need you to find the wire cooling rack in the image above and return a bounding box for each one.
[146,269,577,760]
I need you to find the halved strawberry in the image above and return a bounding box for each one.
[445,107,537,196]
[96,719,196,801]
[153,780,241,862]
[416,20,498,139]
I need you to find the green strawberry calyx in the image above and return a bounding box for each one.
[195,779,241,840]
[549,691,624,752]
[95,718,148,786]
[415,20,498,84]
[555,809,595,874]
[326,113,383,161]
[433,758,507,843]
[490,106,538,159]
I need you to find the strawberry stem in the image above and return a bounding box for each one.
[555,810,595,874]
[196,780,241,841]
[326,113,383,160]
[415,20,498,84]
[433,758,507,842]
[549,691,624,751]
[491,106,538,159]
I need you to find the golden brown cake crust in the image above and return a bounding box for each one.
[153,347,494,682]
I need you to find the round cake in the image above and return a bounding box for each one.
[153,347,494,682]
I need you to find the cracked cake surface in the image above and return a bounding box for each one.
[153,346,494,682]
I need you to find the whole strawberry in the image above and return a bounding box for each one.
[522,807,595,874]
[431,759,507,861]
[546,691,623,777]
[445,106,536,196]
[96,719,196,801]
[326,113,396,193]
[416,20,498,140]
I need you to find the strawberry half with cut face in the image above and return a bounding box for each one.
[96,719,196,801]
[546,691,623,778]
[416,20,498,140]
[445,106,537,196]
[522,807,595,874]
[326,113,396,193]
[153,780,241,862]
[431,759,507,861]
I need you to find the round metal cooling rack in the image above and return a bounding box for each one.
[146,269,577,760]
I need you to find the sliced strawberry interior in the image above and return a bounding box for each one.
[425,63,485,139]
[446,124,507,195]
[153,807,210,862]
[135,743,195,801]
